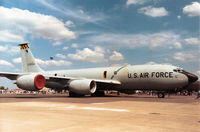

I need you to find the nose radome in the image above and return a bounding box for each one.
[180,70,198,84]
[187,73,198,83]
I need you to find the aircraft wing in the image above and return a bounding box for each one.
[0,72,23,80]
[46,76,121,87]
[93,79,121,89]
[92,79,121,85]
[0,73,121,89]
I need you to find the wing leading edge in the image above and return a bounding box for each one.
[46,75,121,85]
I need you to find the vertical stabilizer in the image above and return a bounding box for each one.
[19,43,43,73]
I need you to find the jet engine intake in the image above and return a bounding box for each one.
[16,74,46,91]
[68,79,97,95]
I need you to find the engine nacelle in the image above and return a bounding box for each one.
[16,74,46,91]
[68,79,97,95]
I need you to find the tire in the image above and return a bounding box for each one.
[157,92,165,98]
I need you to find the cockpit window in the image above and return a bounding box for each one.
[173,68,185,73]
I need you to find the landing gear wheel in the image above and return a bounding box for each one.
[69,92,84,97]
[91,91,105,97]
[157,92,165,98]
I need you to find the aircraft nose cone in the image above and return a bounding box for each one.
[180,70,198,84]
[187,73,198,83]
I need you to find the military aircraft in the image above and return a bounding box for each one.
[0,43,198,98]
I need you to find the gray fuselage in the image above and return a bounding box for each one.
[43,64,188,91]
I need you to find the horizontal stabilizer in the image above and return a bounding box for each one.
[0,72,23,80]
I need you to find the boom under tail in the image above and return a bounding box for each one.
[19,43,43,73]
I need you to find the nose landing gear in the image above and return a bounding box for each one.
[157,92,165,98]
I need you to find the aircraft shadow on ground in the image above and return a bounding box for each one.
[0,94,196,104]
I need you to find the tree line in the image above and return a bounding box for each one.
[0,86,8,90]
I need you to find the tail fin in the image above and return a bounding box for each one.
[19,43,43,73]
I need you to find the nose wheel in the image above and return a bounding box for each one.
[157,92,165,98]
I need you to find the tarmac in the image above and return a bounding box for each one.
[0,94,199,132]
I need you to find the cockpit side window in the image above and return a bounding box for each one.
[173,68,185,73]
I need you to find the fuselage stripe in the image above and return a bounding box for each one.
[111,65,127,79]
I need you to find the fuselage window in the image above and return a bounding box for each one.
[55,73,57,76]
[103,71,107,79]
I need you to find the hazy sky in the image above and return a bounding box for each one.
[0,0,199,88]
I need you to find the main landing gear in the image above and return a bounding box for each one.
[69,92,84,97]
[68,91,105,97]
[91,91,105,97]
[157,92,165,98]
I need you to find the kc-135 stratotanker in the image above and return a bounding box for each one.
[0,43,198,98]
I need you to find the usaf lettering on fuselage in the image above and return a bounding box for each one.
[128,72,173,79]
